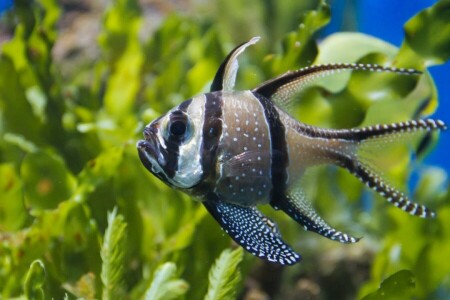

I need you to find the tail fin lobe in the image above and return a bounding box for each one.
[350,119,447,141]
[327,119,446,218]
[352,161,435,218]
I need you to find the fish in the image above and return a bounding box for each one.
[137,37,447,265]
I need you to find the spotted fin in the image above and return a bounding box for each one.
[253,63,421,111]
[210,36,260,92]
[271,189,359,244]
[203,194,301,265]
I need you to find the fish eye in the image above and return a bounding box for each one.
[165,111,192,141]
[169,120,187,136]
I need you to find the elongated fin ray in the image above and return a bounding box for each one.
[351,119,446,141]
[293,118,446,141]
[271,189,359,243]
[210,36,260,92]
[203,194,301,265]
[326,119,447,217]
[349,158,435,217]
[253,63,421,110]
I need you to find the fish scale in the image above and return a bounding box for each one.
[137,37,447,265]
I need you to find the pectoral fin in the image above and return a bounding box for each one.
[203,194,301,265]
[271,188,359,244]
[210,36,260,92]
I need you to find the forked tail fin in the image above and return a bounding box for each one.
[308,119,447,218]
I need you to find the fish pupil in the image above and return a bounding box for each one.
[169,120,187,136]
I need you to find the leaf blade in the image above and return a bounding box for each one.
[204,248,244,300]
[101,207,127,300]
[145,262,189,300]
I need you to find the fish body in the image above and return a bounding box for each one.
[137,37,447,265]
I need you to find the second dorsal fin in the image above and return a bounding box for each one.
[210,36,260,92]
[253,63,421,111]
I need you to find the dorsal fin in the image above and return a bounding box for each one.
[210,36,260,92]
[253,63,421,111]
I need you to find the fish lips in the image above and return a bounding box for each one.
[137,138,165,177]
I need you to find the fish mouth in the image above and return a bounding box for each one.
[137,139,164,176]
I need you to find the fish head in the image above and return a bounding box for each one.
[137,97,207,190]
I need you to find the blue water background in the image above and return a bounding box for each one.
[0,0,13,15]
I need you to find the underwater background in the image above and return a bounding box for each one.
[0,0,449,299]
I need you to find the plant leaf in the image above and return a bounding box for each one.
[73,147,124,202]
[265,0,331,74]
[23,260,46,300]
[403,0,450,66]
[314,32,397,93]
[21,150,76,212]
[62,272,96,300]
[101,207,127,300]
[204,248,244,300]
[99,0,144,119]
[362,270,415,300]
[144,262,189,300]
[0,163,27,230]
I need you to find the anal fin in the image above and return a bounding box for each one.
[203,194,301,265]
[271,189,360,244]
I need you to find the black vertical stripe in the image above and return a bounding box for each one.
[164,99,192,179]
[253,92,289,202]
[200,92,224,179]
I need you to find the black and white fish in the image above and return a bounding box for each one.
[137,37,447,265]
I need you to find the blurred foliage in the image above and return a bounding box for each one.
[361,270,415,300]
[0,0,449,299]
